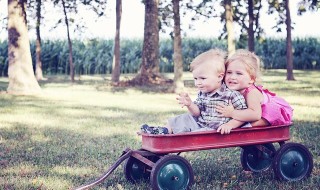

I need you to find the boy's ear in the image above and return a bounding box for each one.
[218,72,224,80]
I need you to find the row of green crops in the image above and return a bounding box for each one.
[0,37,319,76]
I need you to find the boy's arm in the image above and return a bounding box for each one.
[186,103,201,117]
[217,119,244,134]
[177,93,201,117]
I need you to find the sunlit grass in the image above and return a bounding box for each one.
[0,70,319,189]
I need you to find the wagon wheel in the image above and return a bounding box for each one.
[240,143,276,172]
[273,142,313,181]
[124,154,160,183]
[150,155,194,190]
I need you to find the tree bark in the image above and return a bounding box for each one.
[248,0,255,51]
[285,0,295,80]
[141,0,159,75]
[62,0,74,82]
[35,0,44,81]
[131,0,161,85]
[171,0,184,92]
[7,0,41,95]
[224,0,235,55]
[111,0,122,84]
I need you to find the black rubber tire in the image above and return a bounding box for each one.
[273,142,313,181]
[240,143,276,172]
[124,155,159,183]
[150,155,194,190]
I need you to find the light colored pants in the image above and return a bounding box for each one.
[168,113,212,134]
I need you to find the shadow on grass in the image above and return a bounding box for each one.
[1,121,319,189]
[38,75,176,94]
[0,124,145,189]
[0,95,179,189]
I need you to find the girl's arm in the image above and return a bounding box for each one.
[216,89,262,122]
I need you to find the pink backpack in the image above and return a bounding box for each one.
[244,85,293,125]
[257,86,293,125]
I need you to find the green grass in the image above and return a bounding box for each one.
[0,70,319,189]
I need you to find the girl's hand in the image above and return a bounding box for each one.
[176,92,192,108]
[215,101,235,117]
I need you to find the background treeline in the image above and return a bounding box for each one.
[0,37,319,77]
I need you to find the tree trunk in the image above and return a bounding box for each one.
[35,0,43,81]
[285,0,295,80]
[171,0,184,92]
[224,0,235,55]
[62,0,74,82]
[111,0,122,84]
[248,0,255,51]
[7,0,41,95]
[131,0,161,85]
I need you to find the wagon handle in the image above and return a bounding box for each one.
[73,148,133,190]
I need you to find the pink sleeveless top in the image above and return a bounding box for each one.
[242,85,293,125]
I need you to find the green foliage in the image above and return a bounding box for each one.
[0,37,319,77]
[0,40,8,77]
[292,38,320,69]
[255,37,320,70]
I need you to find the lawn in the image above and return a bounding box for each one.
[0,70,319,189]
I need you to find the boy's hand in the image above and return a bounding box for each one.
[215,101,235,117]
[217,123,233,134]
[176,92,192,108]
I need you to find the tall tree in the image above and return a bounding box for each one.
[172,0,184,92]
[131,0,161,85]
[285,0,294,80]
[35,0,44,80]
[111,0,122,84]
[7,0,41,95]
[52,0,75,82]
[62,0,75,82]
[233,0,262,51]
[224,0,235,55]
[248,0,254,51]
[27,0,45,80]
[268,0,295,80]
[186,0,262,52]
[52,0,107,82]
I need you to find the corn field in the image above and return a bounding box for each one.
[0,37,319,76]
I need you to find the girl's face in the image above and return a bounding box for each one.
[192,62,224,94]
[225,60,254,93]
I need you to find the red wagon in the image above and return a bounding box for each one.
[75,124,313,190]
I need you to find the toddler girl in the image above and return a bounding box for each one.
[216,49,293,127]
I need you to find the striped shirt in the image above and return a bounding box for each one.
[194,83,247,129]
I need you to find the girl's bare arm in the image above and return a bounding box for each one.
[216,89,262,122]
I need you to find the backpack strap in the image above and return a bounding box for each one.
[254,85,276,96]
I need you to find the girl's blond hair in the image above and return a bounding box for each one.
[190,49,227,74]
[225,49,261,82]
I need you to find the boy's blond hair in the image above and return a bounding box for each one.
[190,49,227,74]
[226,49,261,82]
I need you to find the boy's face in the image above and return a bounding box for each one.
[192,62,224,94]
[225,60,254,92]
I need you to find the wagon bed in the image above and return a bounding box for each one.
[142,124,290,153]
